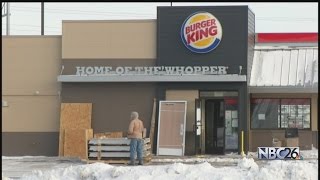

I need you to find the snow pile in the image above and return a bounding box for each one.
[300,147,318,159]
[19,158,318,180]
[257,160,318,180]
[237,157,259,171]
[2,173,12,180]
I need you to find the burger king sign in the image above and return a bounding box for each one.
[181,11,222,53]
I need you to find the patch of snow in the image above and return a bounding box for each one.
[19,158,318,180]
[2,156,48,160]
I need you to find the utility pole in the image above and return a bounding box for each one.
[41,2,44,35]
[2,2,10,35]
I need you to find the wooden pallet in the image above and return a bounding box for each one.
[86,157,152,165]
[86,159,130,164]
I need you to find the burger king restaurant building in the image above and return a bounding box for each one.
[2,6,318,156]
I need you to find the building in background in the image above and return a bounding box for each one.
[249,33,318,151]
[2,6,318,156]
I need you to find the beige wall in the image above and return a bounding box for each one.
[2,96,60,132]
[165,90,199,131]
[2,36,62,132]
[62,20,156,59]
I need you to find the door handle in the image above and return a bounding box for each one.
[180,124,184,136]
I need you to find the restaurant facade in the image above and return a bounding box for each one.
[2,6,318,156]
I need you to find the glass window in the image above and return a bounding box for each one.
[251,99,280,129]
[224,97,238,151]
[251,98,311,129]
[280,99,310,129]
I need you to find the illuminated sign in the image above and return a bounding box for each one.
[180,11,223,53]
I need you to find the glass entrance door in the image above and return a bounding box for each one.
[205,99,225,154]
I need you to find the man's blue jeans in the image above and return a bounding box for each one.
[130,138,143,163]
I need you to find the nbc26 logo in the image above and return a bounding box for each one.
[180,11,223,53]
[258,147,302,160]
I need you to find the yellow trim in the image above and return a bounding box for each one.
[241,131,245,157]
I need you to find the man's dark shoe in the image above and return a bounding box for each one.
[128,162,135,166]
[138,161,144,165]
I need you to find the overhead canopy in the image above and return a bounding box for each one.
[249,47,318,93]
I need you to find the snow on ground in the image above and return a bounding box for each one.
[15,158,318,180]
[2,148,318,180]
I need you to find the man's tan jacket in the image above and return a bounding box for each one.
[128,119,144,139]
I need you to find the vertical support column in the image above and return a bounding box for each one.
[6,2,10,35]
[41,2,44,35]
[238,84,248,155]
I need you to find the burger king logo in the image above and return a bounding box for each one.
[181,12,222,53]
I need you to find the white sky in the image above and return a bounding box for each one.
[1,2,318,35]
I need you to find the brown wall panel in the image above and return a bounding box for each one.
[61,83,156,134]
[2,96,60,132]
[62,20,156,59]
[250,130,313,151]
[2,132,59,156]
[312,131,318,149]
[2,36,62,95]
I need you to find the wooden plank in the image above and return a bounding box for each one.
[86,157,152,164]
[85,129,94,160]
[88,151,151,158]
[94,132,123,138]
[89,144,151,152]
[89,138,150,145]
[58,129,65,156]
[149,98,157,153]
[86,159,129,164]
[64,129,93,159]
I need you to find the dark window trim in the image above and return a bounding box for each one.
[250,98,312,130]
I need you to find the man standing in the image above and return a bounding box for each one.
[127,111,144,165]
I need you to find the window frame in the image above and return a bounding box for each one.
[250,98,312,130]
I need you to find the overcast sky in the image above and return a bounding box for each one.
[1,2,318,35]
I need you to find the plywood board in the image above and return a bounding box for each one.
[59,103,92,156]
[60,103,92,130]
[64,129,93,160]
